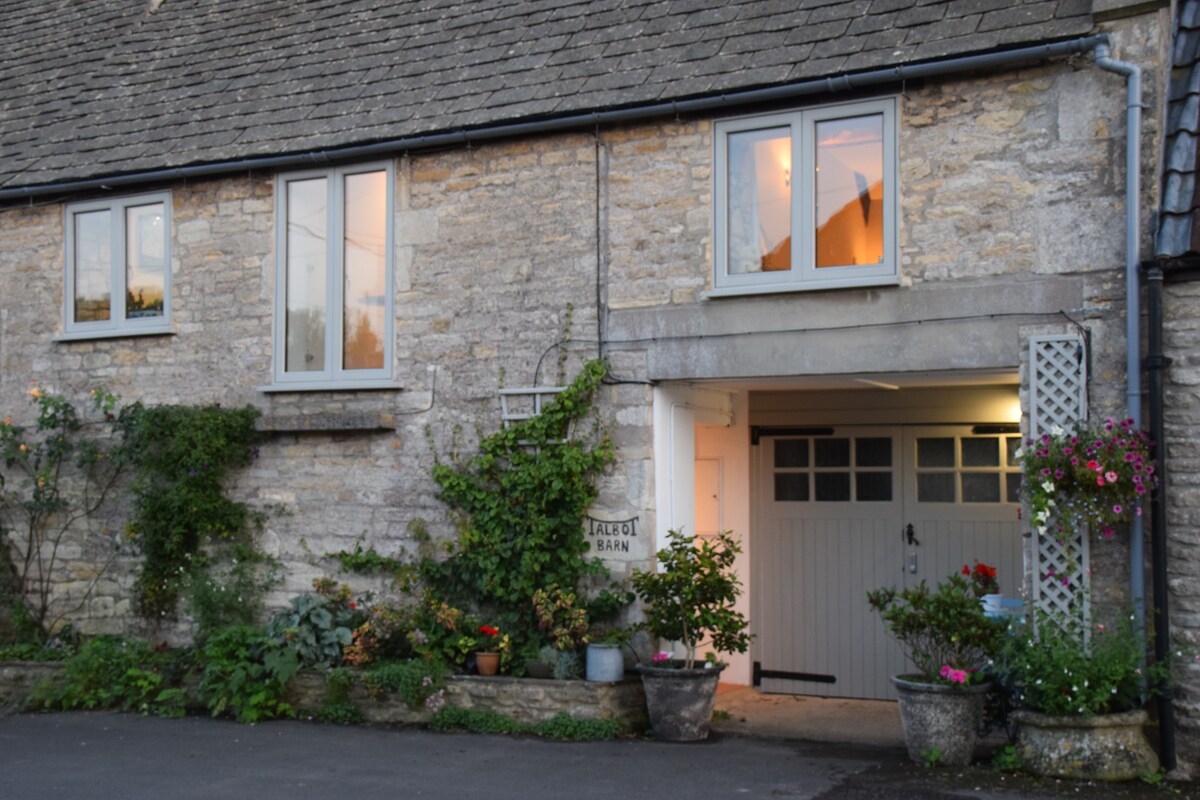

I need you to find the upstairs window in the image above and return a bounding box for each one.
[273,163,394,388]
[713,98,897,295]
[64,193,171,336]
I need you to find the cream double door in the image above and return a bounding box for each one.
[751,425,1022,700]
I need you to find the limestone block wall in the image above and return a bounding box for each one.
[1164,278,1200,756]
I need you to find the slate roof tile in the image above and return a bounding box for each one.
[0,0,1098,191]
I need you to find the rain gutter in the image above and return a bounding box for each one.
[0,34,1111,202]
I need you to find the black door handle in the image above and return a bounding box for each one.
[904,523,920,546]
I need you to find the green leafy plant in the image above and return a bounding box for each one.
[920,748,943,768]
[267,579,363,669]
[536,644,581,680]
[866,570,1003,683]
[37,635,186,717]
[423,359,620,646]
[197,625,297,723]
[343,597,418,667]
[995,611,1166,717]
[532,585,590,651]
[316,667,364,725]
[631,529,752,669]
[363,658,447,710]
[991,744,1024,773]
[118,402,267,621]
[332,534,412,585]
[429,707,624,740]
[0,385,128,638]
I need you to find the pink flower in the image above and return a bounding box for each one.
[1112,504,1123,515]
[1096,476,1106,487]
[1105,471,1118,484]
[1087,460,1100,471]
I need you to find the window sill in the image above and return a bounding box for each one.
[258,412,398,433]
[53,327,175,342]
[257,380,404,394]
[703,274,899,299]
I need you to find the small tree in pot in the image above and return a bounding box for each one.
[631,529,751,741]
[867,569,1004,766]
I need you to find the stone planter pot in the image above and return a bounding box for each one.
[891,675,990,766]
[1012,709,1159,781]
[585,643,624,682]
[637,662,724,742]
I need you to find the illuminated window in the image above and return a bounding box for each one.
[64,193,171,337]
[273,163,394,388]
[713,98,897,294]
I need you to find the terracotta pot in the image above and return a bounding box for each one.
[475,652,500,676]
[1012,709,1159,781]
[637,662,724,742]
[891,675,990,766]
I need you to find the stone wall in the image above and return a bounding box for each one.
[1164,277,1200,758]
[284,669,647,728]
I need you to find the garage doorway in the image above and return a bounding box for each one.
[751,424,1022,700]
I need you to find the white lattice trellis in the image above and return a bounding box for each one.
[499,386,568,445]
[1028,334,1090,624]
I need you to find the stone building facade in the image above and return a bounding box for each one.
[2,0,1198,769]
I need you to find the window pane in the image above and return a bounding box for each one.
[917,473,955,503]
[856,472,892,502]
[916,438,955,468]
[774,439,808,468]
[962,473,1001,503]
[855,437,891,467]
[815,472,850,501]
[74,210,112,322]
[1006,473,1022,503]
[1006,436,1022,467]
[814,438,850,467]
[775,473,809,502]
[962,437,999,467]
[343,171,387,371]
[125,203,165,319]
[726,127,791,275]
[815,114,883,269]
[286,178,327,372]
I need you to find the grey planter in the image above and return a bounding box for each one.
[585,643,625,682]
[1012,709,1159,781]
[891,675,990,766]
[637,662,724,742]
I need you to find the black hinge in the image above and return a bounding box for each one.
[753,661,836,686]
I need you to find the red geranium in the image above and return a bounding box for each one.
[962,561,999,597]
[479,625,500,638]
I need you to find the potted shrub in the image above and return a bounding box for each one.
[995,611,1163,780]
[531,585,589,679]
[631,529,751,742]
[867,568,1003,765]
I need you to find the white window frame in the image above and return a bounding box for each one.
[269,161,397,391]
[61,192,172,339]
[710,97,898,297]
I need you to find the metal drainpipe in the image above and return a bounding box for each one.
[1145,265,1175,771]
[1093,44,1148,647]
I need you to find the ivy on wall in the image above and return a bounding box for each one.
[422,359,622,645]
[119,403,270,625]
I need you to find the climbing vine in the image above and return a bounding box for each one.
[119,403,270,624]
[422,358,622,646]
